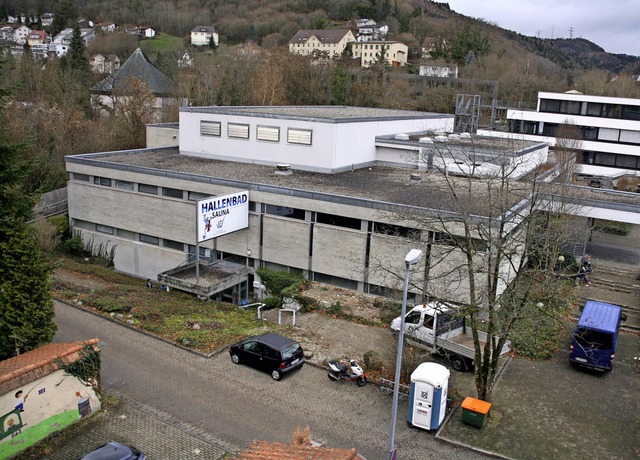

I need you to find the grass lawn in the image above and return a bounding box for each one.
[139,33,186,61]
[52,256,293,354]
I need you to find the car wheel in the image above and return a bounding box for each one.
[271,369,282,381]
[450,355,467,372]
[231,353,241,364]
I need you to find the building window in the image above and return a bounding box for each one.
[581,127,598,141]
[96,224,114,234]
[264,204,305,220]
[615,154,638,169]
[73,173,90,182]
[117,229,136,240]
[586,103,602,117]
[228,123,250,139]
[559,100,581,115]
[597,128,619,142]
[94,176,112,187]
[200,121,221,137]
[313,272,358,290]
[374,222,420,239]
[115,180,134,190]
[139,234,160,245]
[162,187,183,199]
[539,99,560,113]
[316,212,361,230]
[541,123,557,137]
[287,128,312,145]
[188,191,210,201]
[622,105,640,121]
[73,219,94,230]
[163,239,184,251]
[256,125,280,142]
[138,183,158,195]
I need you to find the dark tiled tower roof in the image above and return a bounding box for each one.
[90,47,174,96]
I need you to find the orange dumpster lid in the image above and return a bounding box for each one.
[461,397,492,414]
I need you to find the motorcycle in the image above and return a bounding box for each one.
[327,359,367,386]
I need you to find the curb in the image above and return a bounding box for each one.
[54,298,228,359]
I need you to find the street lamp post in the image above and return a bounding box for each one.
[387,248,423,460]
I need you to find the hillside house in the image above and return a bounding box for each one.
[190,25,218,47]
[90,48,179,119]
[12,25,31,44]
[177,50,194,68]
[288,29,356,59]
[353,18,388,42]
[351,40,408,68]
[90,54,121,74]
[52,27,95,46]
[419,64,458,78]
[26,30,49,46]
[95,22,117,33]
[40,13,54,27]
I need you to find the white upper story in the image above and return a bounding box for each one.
[179,106,454,173]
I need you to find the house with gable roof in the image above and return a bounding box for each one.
[191,25,218,46]
[90,47,181,119]
[288,29,356,59]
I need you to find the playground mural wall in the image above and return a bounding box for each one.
[0,340,101,457]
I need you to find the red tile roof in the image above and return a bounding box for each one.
[0,339,99,395]
[233,440,363,460]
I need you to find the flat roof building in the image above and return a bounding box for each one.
[65,106,548,305]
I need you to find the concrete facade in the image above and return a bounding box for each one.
[65,106,545,304]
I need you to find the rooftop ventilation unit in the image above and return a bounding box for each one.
[419,137,434,144]
[275,163,292,176]
[394,133,410,140]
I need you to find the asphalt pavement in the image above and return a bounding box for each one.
[20,224,640,460]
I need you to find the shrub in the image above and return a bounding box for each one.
[363,350,383,371]
[256,268,306,297]
[328,301,343,316]
[262,296,280,310]
[49,214,71,239]
[593,220,632,236]
[63,236,89,257]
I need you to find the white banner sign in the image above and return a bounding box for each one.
[197,191,249,242]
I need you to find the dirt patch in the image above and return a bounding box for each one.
[298,283,395,322]
[51,268,112,292]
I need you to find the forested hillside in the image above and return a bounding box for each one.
[0,0,639,195]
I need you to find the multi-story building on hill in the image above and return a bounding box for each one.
[351,40,408,68]
[288,29,356,59]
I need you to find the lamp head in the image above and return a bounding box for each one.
[405,249,423,265]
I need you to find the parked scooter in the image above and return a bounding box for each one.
[327,359,367,386]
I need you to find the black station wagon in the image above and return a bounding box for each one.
[229,332,305,380]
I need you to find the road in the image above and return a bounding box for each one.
[54,301,487,460]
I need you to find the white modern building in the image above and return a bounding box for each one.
[482,91,640,176]
[65,106,548,305]
[190,25,219,47]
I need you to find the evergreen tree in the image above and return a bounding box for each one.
[0,216,57,360]
[69,24,91,83]
[50,0,77,36]
[0,134,56,360]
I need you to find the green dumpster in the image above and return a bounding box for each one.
[461,397,491,428]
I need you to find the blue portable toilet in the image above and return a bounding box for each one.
[408,362,450,431]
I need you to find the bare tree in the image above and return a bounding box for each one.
[374,135,582,401]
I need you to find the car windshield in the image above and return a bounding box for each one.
[281,343,301,360]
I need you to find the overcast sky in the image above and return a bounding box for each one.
[446,0,640,56]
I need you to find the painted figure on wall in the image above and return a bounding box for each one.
[14,391,27,412]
